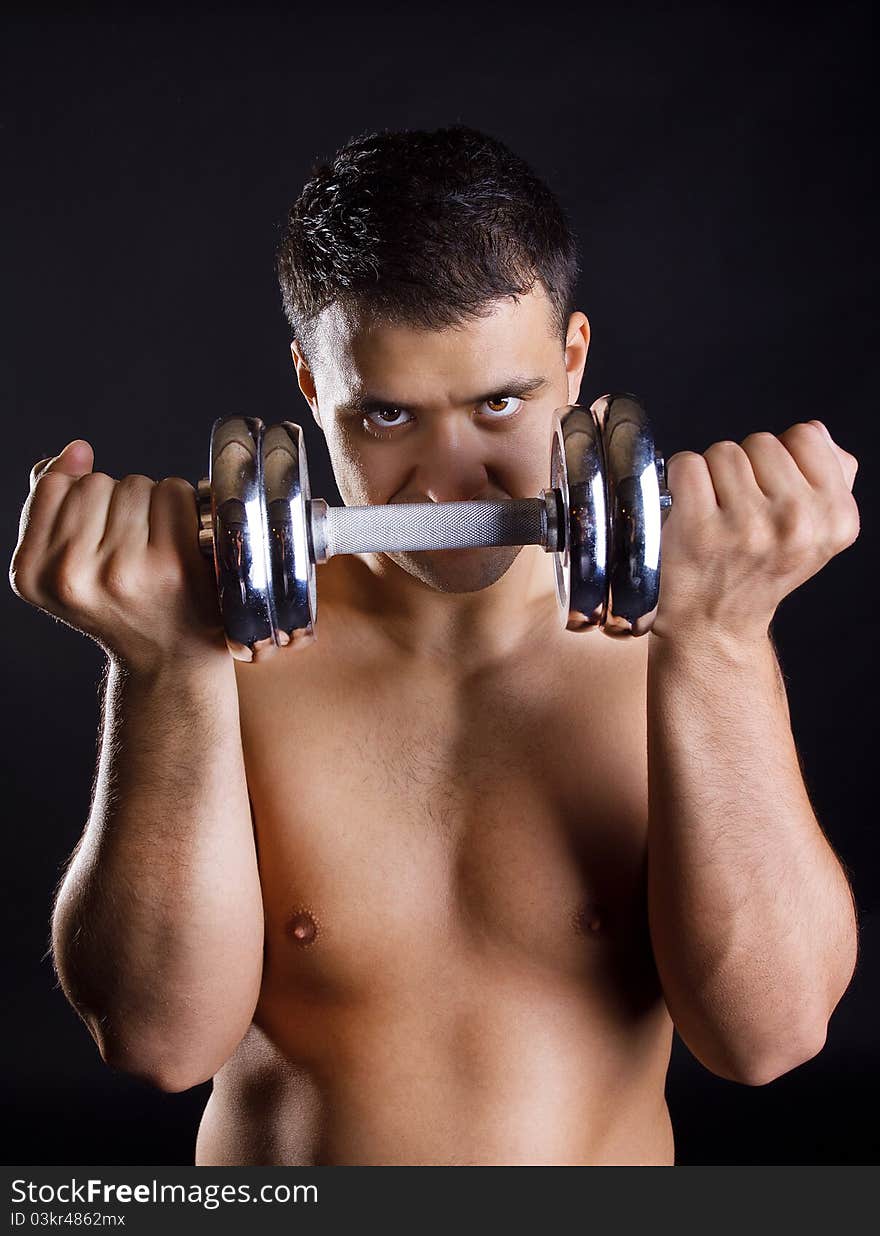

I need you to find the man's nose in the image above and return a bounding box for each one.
[414,419,492,503]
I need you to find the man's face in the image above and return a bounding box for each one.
[290,282,590,595]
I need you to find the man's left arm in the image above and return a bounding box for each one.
[645,418,861,1087]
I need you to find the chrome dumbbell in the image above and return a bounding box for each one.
[197,393,673,662]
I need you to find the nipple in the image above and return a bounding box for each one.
[286,908,319,947]
[573,901,606,936]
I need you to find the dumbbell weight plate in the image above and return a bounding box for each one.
[548,412,570,625]
[555,404,609,632]
[264,421,317,650]
[591,392,667,638]
[199,415,277,662]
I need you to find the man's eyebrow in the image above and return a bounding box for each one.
[341,375,549,412]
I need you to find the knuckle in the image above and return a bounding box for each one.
[100,552,138,599]
[666,450,704,470]
[116,473,155,490]
[54,574,83,610]
[741,431,778,449]
[158,476,194,493]
[787,422,824,440]
[705,439,740,453]
[156,477,197,517]
[775,502,816,551]
[53,550,90,609]
[72,471,115,497]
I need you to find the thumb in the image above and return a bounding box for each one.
[30,440,94,489]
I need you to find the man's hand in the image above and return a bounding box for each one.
[652,419,860,642]
[9,439,229,673]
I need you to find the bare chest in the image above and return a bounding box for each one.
[233,623,656,1013]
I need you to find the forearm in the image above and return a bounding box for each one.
[646,624,858,1083]
[52,654,263,1085]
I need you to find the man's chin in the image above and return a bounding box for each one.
[387,545,522,594]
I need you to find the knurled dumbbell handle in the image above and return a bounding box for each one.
[309,492,563,563]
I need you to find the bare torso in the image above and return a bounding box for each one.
[195,552,675,1166]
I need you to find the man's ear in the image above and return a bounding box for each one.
[290,340,323,432]
[565,313,590,406]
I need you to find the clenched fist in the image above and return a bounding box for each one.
[8,439,228,673]
[653,419,860,643]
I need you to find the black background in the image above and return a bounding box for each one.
[2,0,876,1166]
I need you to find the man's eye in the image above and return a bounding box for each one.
[479,396,524,418]
[364,407,412,431]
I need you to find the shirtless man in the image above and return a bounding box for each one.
[10,125,860,1167]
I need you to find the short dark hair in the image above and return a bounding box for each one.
[275,124,580,370]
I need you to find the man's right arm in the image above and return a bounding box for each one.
[51,654,263,1092]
